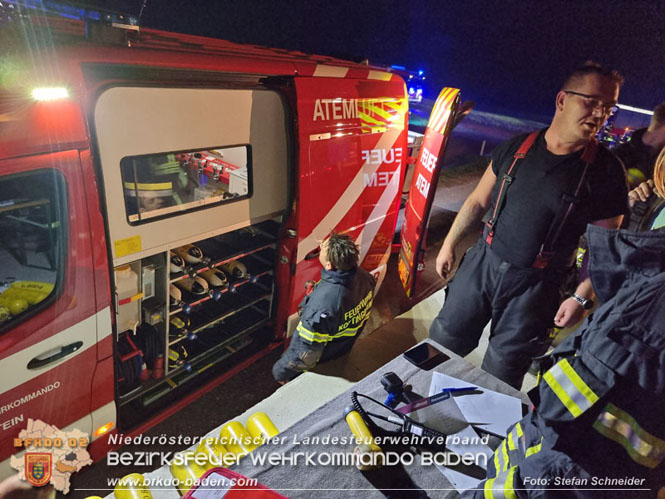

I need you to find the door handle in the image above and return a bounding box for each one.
[304,247,320,260]
[27,341,83,370]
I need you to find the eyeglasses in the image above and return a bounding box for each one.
[563,90,616,115]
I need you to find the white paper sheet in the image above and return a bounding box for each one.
[404,391,469,435]
[429,372,523,437]
[436,425,494,491]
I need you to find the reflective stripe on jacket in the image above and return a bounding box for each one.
[296,266,375,359]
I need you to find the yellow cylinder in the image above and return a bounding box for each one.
[345,410,382,453]
[195,436,228,467]
[113,473,152,499]
[246,412,279,443]
[220,421,257,456]
[169,450,208,496]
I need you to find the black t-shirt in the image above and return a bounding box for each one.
[485,129,627,268]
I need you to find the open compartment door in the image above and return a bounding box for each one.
[398,87,461,297]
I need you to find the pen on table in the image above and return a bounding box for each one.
[441,386,478,394]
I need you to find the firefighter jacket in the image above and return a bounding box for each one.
[471,225,665,498]
[296,267,375,361]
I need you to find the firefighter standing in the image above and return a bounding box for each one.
[123,154,195,215]
[272,234,376,383]
[429,62,628,389]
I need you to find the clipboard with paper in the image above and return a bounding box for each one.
[395,389,469,435]
[395,372,524,492]
[428,372,523,437]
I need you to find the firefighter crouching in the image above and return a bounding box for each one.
[464,154,665,498]
[272,234,376,383]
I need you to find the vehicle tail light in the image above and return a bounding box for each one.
[93,421,115,438]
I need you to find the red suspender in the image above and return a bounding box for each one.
[484,132,598,269]
[485,131,539,245]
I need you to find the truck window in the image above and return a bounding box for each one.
[121,145,251,224]
[0,169,66,329]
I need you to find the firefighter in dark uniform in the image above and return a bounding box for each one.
[465,215,665,497]
[272,233,376,383]
[429,63,628,389]
[613,102,665,188]
[625,147,665,232]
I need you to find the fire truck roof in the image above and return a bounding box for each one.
[1,8,393,80]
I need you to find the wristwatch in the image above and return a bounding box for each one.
[572,293,594,310]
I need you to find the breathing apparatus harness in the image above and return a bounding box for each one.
[485,131,598,269]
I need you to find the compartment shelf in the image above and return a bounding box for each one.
[169,269,272,315]
[118,303,270,407]
[169,225,277,284]
[141,336,256,407]
[168,288,271,346]
[116,218,278,421]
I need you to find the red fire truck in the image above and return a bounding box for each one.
[0,7,460,474]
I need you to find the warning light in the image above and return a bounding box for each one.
[31,87,69,101]
[93,421,115,438]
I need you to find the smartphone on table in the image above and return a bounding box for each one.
[403,343,450,370]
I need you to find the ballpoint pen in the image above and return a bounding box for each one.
[441,386,478,394]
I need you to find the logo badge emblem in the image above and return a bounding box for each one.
[25,453,51,487]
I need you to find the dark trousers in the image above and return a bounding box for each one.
[429,242,563,388]
[272,335,325,382]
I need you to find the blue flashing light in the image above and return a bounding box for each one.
[418,70,424,76]
[2,0,137,24]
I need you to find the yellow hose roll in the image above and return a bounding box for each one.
[246,412,279,442]
[220,421,257,456]
[169,451,207,496]
[195,436,227,467]
[113,473,152,499]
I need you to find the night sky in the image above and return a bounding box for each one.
[89,0,664,122]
